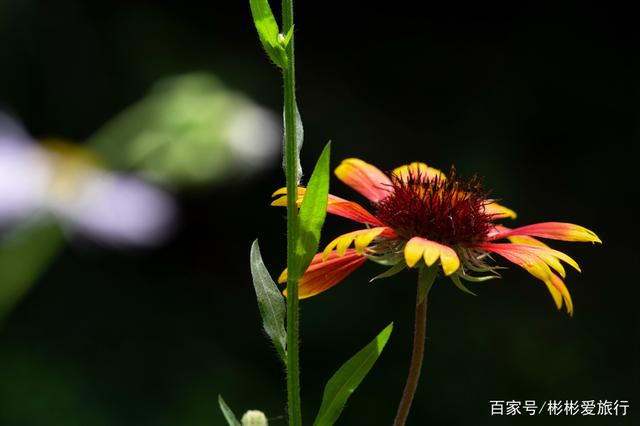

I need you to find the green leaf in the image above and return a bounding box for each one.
[281,25,295,47]
[291,142,330,281]
[458,273,500,282]
[313,323,393,426]
[417,266,438,305]
[369,261,406,282]
[249,0,288,68]
[0,222,64,325]
[88,73,275,188]
[250,240,287,362]
[450,273,477,296]
[218,395,242,426]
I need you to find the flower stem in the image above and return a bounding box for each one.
[282,0,302,425]
[393,280,429,426]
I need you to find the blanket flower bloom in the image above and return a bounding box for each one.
[273,158,601,316]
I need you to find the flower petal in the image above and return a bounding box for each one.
[422,241,441,267]
[479,243,580,274]
[489,226,553,248]
[488,222,601,243]
[477,243,575,315]
[403,236,460,275]
[548,273,574,316]
[531,248,567,278]
[404,237,428,268]
[323,227,393,260]
[478,243,554,283]
[336,232,354,256]
[437,243,461,276]
[354,229,385,253]
[327,201,385,227]
[334,158,392,203]
[499,232,567,277]
[392,162,445,182]
[279,249,367,298]
[542,278,563,310]
[507,235,550,248]
[486,224,511,239]
[523,245,581,273]
[271,186,384,226]
[484,201,517,220]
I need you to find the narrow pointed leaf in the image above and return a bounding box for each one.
[458,273,500,282]
[369,262,406,282]
[249,0,288,68]
[450,274,477,296]
[313,323,393,426]
[282,25,295,47]
[218,395,242,426]
[290,142,330,281]
[250,240,287,362]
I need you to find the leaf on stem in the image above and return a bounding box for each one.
[313,323,394,426]
[291,142,330,281]
[281,25,295,47]
[250,240,287,362]
[249,0,288,69]
[218,395,242,426]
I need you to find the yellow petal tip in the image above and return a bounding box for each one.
[271,187,287,197]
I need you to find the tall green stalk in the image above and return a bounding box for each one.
[282,0,302,425]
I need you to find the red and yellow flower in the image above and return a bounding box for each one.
[273,158,600,315]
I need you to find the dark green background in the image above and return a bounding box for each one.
[0,1,636,425]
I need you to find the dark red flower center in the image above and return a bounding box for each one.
[374,168,493,245]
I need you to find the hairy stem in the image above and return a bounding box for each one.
[393,283,428,426]
[282,0,302,425]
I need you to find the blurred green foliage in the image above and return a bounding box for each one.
[0,222,63,323]
[88,73,278,187]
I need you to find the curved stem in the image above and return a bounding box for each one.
[393,284,428,426]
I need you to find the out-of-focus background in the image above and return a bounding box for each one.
[0,1,636,425]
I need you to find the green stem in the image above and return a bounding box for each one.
[393,280,428,426]
[282,0,302,425]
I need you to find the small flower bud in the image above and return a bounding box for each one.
[241,410,268,426]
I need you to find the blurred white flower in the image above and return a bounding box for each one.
[0,112,175,247]
[224,103,281,171]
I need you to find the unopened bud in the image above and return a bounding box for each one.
[241,410,268,426]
